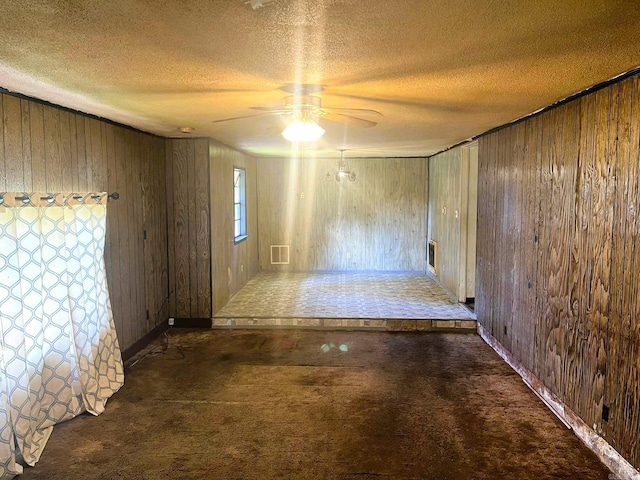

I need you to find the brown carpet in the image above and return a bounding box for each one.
[20,330,611,480]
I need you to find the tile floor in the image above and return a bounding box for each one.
[213,272,476,330]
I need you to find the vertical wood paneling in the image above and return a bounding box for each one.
[257,156,427,273]
[59,111,73,192]
[172,140,190,317]
[141,135,169,330]
[511,122,526,362]
[0,91,168,352]
[20,100,32,192]
[617,77,640,462]
[603,81,626,446]
[166,138,214,318]
[621,76,640,465]
[187,140,199,317]
[104,123,121,340]
[75,115,87,191]
[476,73,640,471]
[165,140,176,317]
[43,106,62,191]
[195,139,211,317]
[29,103,46,191]
[3,95,23,191]
[83,118,93,191]
[209,140,258,313]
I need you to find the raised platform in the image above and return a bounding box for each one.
[212,272,476,332]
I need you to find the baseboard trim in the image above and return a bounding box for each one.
[121,320,169,361]
[478,324,640,480]
[173,317,213,328]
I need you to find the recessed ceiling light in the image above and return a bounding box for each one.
[178,127,194,134]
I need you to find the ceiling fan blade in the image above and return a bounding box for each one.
[212,112,282,124]
[322,106,383,116]
[330,93,465,112]
[320,112,377,128]
[250,106,291,112]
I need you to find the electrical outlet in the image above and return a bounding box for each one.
[168,318,175,326]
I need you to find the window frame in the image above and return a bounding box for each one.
[233,166,248,244]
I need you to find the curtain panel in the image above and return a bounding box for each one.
[0,193,124,478]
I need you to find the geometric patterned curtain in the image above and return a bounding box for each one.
[0,193,124,478]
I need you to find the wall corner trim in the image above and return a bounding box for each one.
[478,324,640,480]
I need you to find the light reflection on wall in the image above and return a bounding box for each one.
[320,342,351,353]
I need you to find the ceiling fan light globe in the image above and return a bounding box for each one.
[281,119,325,142]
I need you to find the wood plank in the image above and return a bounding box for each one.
[476,136,492,330]
[68,110,78,192]
[3,94,24,191]
[602,80,627,446]
[195,138,211,318]
[582,88,612,430]
[187,139,198,317]
[502,127,516,352]
[133,133,146,340]
[29,102,46,191]
[555,104,578,401]
[173,140,191,317]
[125,129,139,345]
[594,83,618,442]
[526,116,540,375]
[104,123,122,341]
[20,99,32,192]
[152,137,169,327]
[522,114,539,372]
[565,95,592,416]
[90,118,105,190]
[43,105,62,191]
[113,127,132,347]
[512,123,526,367]
[59,110,73,192]
[75,115,88,191]
[165,139,176,318]
[84,117,93,190]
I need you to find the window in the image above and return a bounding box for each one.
[234,167,247,242]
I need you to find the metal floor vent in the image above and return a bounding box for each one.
[271,245,290,265]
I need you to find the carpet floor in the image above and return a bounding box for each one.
[19,329,612,480]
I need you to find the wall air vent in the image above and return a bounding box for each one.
[428,240,438,275]
[270,245,290,265]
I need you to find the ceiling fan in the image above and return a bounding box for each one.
[211,93,383,129]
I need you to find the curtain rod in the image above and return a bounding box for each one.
[0,192,120,205]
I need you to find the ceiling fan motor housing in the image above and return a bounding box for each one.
[283,95,322,110]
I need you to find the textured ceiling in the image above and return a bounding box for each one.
[1,0,639,158]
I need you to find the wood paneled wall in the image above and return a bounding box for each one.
[477,74,640,469]
[428,144,478,301]
[209,141,258,313]
[0,92,168,351]
[165,138,211,318]
[256,156,428,271]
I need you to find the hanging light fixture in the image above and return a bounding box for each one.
[281,110,325,142]
[327,150,356,182]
